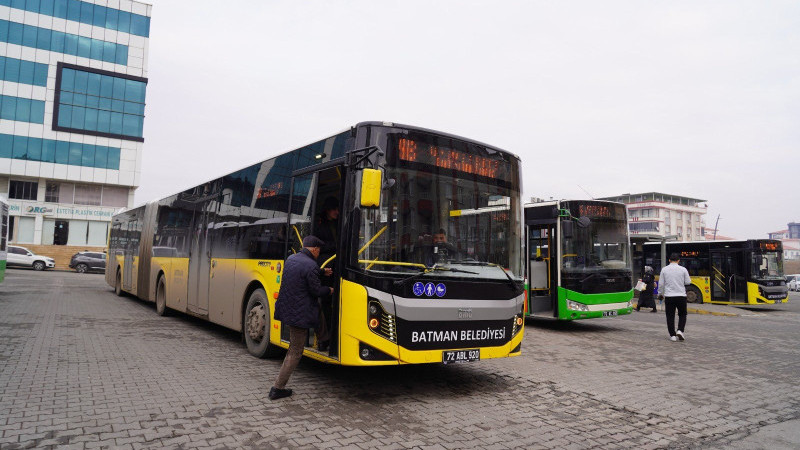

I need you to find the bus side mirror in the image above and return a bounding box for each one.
[562,220,574,239]
[360,168,382,207]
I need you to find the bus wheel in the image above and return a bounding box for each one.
[114,269,124,297]
[155,276,168,316]
[687,286,703,304]
[244,289,278,358]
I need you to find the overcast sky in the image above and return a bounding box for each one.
[138,0,800,239]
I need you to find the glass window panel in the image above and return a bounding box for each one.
[15,97,31,122]
[76,35,90,58]
[33,61,48,86]
[109,111,122,134]
[111,99,123,112]
[68,142,82,165]
[27,136,42,161]
[81,144,94,166]
[73,69,88,94]
[122,100,139,114]
[73,93,86,106]
[59,104,72,127]
[88,221,108,246]
[94,145,107,168]
[69,105,85,129]
[117,10,131,34]
[60,182,73,202]
[112,76,125,99]
[122,113,138,137]
[66,0,80,22]
[84,107,98,131]
[8,22,24,46]
[22,23,37,47]
[86,72,101,95]
[50,30,65,53]
[97,109,110,133]
[11,0,25,9]
[64,33,78,55]
[136,115,144,136]
[0,59,5,81]
[55,140,69,164]
[42,139,55,162]
[26,0,40,10]
[60,91,73,105]
[29,99,44,123]
[107,147,120,169]
[1,96,17,120]
[80,1,93,24]
[36,27,51,51]
[17,217,35,243]
[12,135,28,158]
[92,5,106,28]
[89,38,102,60]
[102,41,115,63]
[53,0,67,18]
[19,60,35,84]
[0,134,12,158]
[85,93,99,108]
[115,45,127,65]
[105,8,118,30]
[124,79,145,102]
[40,0,54,16]
[101,186,128,207]
[0,20,7,43]
[5,58,20,82]
[67,219,87,246]
[99,74,112,97]
[130,14,148,37]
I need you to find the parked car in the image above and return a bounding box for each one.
[69,251,107,273]
[786,274,800,292]
[6,245,55,271]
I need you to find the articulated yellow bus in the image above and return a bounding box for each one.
[106,122,526,366]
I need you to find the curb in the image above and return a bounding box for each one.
[686,307,739,317]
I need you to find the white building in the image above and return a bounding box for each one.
[597,192,708,242]
[0,0,150,254]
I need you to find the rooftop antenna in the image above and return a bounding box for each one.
[577,185,595,199]
[713,214,720,240]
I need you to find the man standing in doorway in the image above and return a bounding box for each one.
[269,235,333,400]
[658,252,692,342]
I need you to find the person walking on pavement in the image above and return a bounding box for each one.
[658,252,692,342]
[636,266,658,313]
[269,235,333,400]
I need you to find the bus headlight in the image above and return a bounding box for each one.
[367,300,396,342]
[567,300,589,312]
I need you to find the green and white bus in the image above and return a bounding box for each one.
[524,200,634,320]
[0,196,8,283]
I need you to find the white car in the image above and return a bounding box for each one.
[7,245,56,271]
[786,274,800,292]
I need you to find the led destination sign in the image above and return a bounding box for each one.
[759,242,779,251]
[397,138,509,179]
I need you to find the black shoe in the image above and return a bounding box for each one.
[651,308,658,313]
[269,387,292,401]
[318,340,329,352]
[635,308,640,312]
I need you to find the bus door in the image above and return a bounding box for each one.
[188,199,219,315]
[122,219,138,292]
[286,164,344,357]
[528,226,555,316]
[711,251,745,302]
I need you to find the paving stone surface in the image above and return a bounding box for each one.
[1,269,799,449]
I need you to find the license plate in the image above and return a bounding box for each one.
[443,349,480,364]
[602,311,617,317]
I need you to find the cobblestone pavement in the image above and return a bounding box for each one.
[1,269,799,449]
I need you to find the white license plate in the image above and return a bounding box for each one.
[602,311,618,317]
[443,349,480,364]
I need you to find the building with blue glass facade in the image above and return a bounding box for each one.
[0,0,150,258]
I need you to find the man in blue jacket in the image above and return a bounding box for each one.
[269,235,333,400]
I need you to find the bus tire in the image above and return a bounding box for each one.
[114,269,124,297]
[155,275,168,316]
[686,285,703,304]
[244,288,279,358]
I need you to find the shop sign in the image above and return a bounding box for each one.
[56,207,114,218]
[26,206,54,214]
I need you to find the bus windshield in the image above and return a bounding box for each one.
[355,136,523,281]
[561,218,630,273]
[751,252,783,280]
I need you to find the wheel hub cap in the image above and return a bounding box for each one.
[247,304,266,341]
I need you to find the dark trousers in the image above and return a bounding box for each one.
[664,296,687,336]
[274,326,307,389]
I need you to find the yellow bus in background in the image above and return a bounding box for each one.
[106,122,526,366]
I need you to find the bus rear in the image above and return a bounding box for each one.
[345,124,526,364]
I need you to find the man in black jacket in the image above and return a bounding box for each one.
[269,235,333,400]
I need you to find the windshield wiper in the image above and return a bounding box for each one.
[445,260,521,292]
[392,265,478,288]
